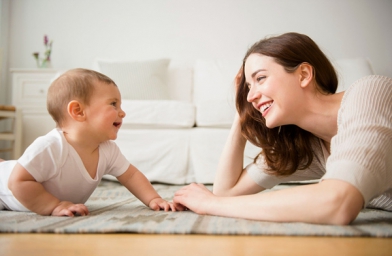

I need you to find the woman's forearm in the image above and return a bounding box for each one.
[207,180,363,225]
[213,114,248,195]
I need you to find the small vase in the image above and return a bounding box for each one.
[40,59,52,68]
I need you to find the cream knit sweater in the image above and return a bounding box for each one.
[247,75,392,211]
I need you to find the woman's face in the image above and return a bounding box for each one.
[244,53,302,128]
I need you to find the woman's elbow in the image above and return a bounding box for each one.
[329,208,359,225]
[325,190,363,225]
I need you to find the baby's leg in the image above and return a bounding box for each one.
[0,198,6,210]
[0,158,6,210]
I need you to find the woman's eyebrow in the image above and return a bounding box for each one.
[251,69,266,78]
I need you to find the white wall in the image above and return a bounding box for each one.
[2,0,392,102]
[0,0,9,103]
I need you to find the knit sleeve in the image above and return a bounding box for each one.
[245,160,282,189]
[322,75,392,206]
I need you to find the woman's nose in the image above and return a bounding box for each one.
[247,86,261,102]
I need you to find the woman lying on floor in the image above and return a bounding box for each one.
[173,32,392,225]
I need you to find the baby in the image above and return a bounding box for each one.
[0,68,176,216]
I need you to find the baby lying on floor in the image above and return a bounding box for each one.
[0,68,178,216]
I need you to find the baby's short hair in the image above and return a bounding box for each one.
[47,68,116,127]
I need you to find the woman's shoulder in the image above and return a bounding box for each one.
[342,75,392,107]
[345,75,392,96]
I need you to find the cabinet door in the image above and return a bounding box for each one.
[12,70,59,109]
[11,69,60,154]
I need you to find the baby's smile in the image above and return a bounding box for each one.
[113,122,122,128]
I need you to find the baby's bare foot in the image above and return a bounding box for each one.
[0,159,5,162]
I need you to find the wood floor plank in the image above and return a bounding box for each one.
[1,234,392,256]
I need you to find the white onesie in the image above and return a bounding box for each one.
[0,128,130,211]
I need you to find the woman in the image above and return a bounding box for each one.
[173,32,392,225]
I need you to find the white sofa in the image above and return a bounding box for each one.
[94,57,374,184]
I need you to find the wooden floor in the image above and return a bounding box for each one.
[1,234,391,256]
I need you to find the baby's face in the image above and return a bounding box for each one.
[84,82,126,141]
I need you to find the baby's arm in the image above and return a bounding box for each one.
[8,163,89,216]
[117,164,175,211]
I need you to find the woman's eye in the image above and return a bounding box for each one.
[257,76,265,82]
[246,83,251,90]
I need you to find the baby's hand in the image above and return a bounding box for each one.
[149,197,177,212]
[51,201,89,217]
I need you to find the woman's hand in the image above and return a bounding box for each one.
[51,201,89,217]
[173,183,216,215]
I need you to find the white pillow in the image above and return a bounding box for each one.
[95,59,171,100]
[166,60,194,103]
[196,100,236,128]
[111,129,191,184]
[193,59,241,103]
[189,128,261,183]
[193,59,241,127]
[121,100,195,128]
[333,58,374,93]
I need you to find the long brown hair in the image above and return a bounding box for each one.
[236,32,338,176]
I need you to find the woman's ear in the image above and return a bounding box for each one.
[67,100,85,121]
[298,63,314,88]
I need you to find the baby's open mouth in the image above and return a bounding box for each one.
[113,122,122,127]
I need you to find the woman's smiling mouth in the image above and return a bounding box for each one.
[257,101,274,116]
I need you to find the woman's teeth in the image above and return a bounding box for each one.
[260,102,273,113]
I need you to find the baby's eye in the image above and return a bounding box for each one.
[111,101,117,107]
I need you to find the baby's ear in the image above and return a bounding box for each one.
[299,63,314,88]
[67,100,85,121]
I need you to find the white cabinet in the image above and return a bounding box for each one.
[11,69,60,152]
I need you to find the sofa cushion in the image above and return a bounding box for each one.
[121,99,195,128]
[333,58,374,92]
[189,128,261,183]
[113,129,191,184]
[196,100,236,128]
[193,59,241,127]
[166,60,194,103]
[95,58,171,100]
